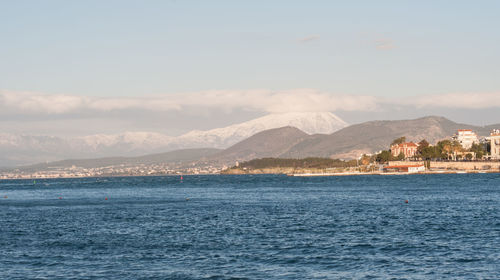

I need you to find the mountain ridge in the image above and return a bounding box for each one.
[207,116,499,164]
[4,116,500,170]
[0,112,347,167]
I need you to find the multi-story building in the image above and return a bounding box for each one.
[452,129,479,149]
[391,142,419,158]
[490,129,500,159]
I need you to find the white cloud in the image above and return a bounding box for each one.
[0,91,88,114]
[2,90,500,119]
[408,92,500,109]
[0,89,378,115]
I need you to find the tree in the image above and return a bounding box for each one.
[391,136,406,146]
[396,152,405,160]
[376,150,392,163]
[417,139,430,158]
[437,140,454,159]
[417,139,429,152]
[469,143,486,159]
[360,154,372,165]
[465,153,473,160]
[420,145,440,160]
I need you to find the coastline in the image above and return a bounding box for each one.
[2,160,500,180]
[222,160,500,177]
[0,170,499,180]
[289,170,498,177]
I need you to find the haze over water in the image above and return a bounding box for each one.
[1,174,499,279]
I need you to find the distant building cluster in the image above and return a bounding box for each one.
[0,163,224,179]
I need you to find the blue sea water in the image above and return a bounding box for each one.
[0,174,499,279]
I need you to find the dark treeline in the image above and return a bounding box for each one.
[234,157,358,169]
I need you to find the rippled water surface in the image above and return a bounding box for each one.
[1,174,499,279]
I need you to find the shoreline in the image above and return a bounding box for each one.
[289,170,499,177]
[1,170,499,180]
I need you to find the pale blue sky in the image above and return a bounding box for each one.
[1,1,500,135]
[2,0,499,97]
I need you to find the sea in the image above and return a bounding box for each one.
[0,174,499,279]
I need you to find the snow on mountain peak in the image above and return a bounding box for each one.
[0,112,348,166]
[175,112,348,148]
[250,112,348,135]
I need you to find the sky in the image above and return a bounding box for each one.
[1,0,500,136]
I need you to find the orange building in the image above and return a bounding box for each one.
[391,142,419,158]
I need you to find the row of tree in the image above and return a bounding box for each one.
[374,137,488,163]
[233,157,358,169]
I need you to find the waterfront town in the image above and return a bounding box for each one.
[389,129,500,161]
[374,128,500,174]
[0,162,226,179]
[1,129,500,179]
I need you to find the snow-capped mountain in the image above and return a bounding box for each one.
[174,112,348,148]
[0,112,348,167]
[79,132,172,151]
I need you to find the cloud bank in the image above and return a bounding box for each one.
[410,92,500,109]
[0,89,379,115]
[1,90,500,119]
[2,89,500,136]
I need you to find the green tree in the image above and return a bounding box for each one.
[469,143,486,159]
[376,150,392,163]
[465,153,473,160]
[436,140,454,159]
[417,139,429,154]
[421,146,439,160]
[396,152,405,160]
[391,136,406,146]
[360,154,372,165]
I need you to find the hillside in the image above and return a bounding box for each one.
[7,116,500,173]
[282,116,492,159]
[207,126,311,164]
[0,112,347,167]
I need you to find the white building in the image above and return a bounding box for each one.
[452,129,479,149]
[383,164,425,173]
[490,129,500,159]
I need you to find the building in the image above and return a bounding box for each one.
[383,164,426,173]
[391,142,419,158]
[490,129,500,159]
[452,129,479,149]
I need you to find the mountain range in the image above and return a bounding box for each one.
[0,112,347,167]
[12,115,500,172]
[217,116,496,161]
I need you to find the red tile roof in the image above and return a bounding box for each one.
[392,142,418,147]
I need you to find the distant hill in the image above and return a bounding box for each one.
[8,116,500,172]
[207,126,310,164]
[18,148,221,171]
[210,116,499,163]
[282,116,494,159]
[0,112,347,167]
